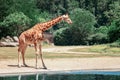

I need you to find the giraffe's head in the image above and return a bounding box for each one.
[62,14,72,24]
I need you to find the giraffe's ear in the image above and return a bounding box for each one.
[65,13,68,16]
[63,15,66,18]
[63,14,68,18]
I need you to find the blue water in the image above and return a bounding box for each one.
[69,70,120,75]
[0,70,120,80]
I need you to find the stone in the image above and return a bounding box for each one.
[13,36,19,42]
[0,42,18,47]
[6,36,14,42]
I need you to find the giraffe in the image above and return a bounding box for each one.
[18,14,72,69]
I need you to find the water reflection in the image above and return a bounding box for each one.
[0,72,120,80]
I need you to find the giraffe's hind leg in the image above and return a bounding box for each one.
[18,44,28,67]
[21,44,28,67]
[18,46,22,67]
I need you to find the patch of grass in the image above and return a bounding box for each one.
[0,47,18,59]
[0,46,105,60]
[43,52,105,58]
[0,46,55,59]
[0,45,120,60]
[70,45,120,57]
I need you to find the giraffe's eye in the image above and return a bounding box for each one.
[64,17,68,20]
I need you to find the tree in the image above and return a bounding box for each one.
[0,12,31,37]
[87,26,109,45]
[54,8,96,45]
[54,27,72,45]
[1,0,40,25]
[70,8,96,44]
[108,21,120,42]
[104,0,120,25]
[0,0,13,22]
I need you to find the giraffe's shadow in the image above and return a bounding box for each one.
[8,64,48,69]
[8,64,18,67]
[8,64,33,68]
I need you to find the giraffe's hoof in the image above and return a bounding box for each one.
[43,66,47,69]
[18,66,21,68]
[36,67,39,69]
[35,65,39,69]
[23,64,28,67]
[44,67,47,69]
[18,64,21,68]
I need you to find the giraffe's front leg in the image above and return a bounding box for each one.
[40,53,47,69]
[35,54,39,69]
[34,43,47,69]
[34,43,39,69]
[18,51,22,68]
[39,43,47,69]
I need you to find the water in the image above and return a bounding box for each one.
[0,70,120,80]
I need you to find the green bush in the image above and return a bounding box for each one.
[54,27,72,45]
[108,21,120,42]
[87,26,109,45]
[0,12,31,38]
[109,39,120,47]
[95,26,109,34]
[87,33,108,45]
[54,8,96,45]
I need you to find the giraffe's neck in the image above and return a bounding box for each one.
[36,16,63,31]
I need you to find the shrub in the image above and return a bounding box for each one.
[53,27,72,45]
[88,26,109,45]
[109,39,120,47]
[87,33,108,45]
[54,8,96,45]
[0,12,31,37]
[108,21,120,42]
[95,26,109,34]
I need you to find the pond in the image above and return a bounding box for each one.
[0,70,120,80]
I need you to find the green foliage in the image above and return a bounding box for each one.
[87,33,108,45]
[70,8,96,45]
[104,1,120,25]
[0,12,31,37]
[0,0,120,45]
[0,0,40,25]
[109,39,120,47]
[54,8,96,45]
[95,26,109,34]
[88,26,109,45]
[70,8,96,33]
[108,20,120,42]
[0,0,10,22]
[54,27,72,45]
[35,11,51,23]
[36,0,79,14]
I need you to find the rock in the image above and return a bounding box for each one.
[0,36,19,47]
[6,36,14,42]
[13,36,19,42]
[1,37,6,42]
[0,42,5,47]
[0,42,18,47]
[1,36,13,42]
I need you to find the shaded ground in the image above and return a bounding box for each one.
[0,46,120,74]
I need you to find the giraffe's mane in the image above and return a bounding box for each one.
[43,15,62,23]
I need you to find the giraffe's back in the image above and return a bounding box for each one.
[19,29,43,44]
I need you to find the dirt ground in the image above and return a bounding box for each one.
[0,46,120,74]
